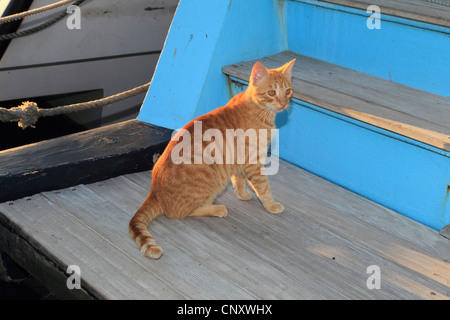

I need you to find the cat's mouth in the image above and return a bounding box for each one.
[275,104,289,112]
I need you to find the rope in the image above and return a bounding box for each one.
[0,81,151,129]
[0,0,85,40]
[0,0,79,24]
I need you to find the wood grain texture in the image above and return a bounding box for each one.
[0,160,448,299]
[440,225,450,240]
[223,51,450,151]
[317,0,450,27]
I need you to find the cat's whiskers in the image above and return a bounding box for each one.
[256,106,274,123]
[255,106,267,121]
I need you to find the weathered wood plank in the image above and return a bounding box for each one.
[119,167,450,299]
[84,176,360,299]
[41,185,256,299]
[318,0,450,28]
[273,161,450,293]
[0,221,93,299]
[0,160,448,299]
[264,52,449,130]
[0,119,172,203]
[0,194,184,299]
[225,51,450,133]
[277,161,450,260]
[223,51,450,151]
[80,177,327,299]
[214,190,444,299]
[440,225,450,240]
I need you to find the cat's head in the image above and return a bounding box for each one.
[248,59,296,112]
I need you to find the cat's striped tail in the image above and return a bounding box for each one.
[129,194,163,259]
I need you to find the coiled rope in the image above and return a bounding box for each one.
[0,81,151,129]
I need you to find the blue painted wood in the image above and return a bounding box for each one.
[285,0,450,98]
[138,0,287,129]
[137,0,450,230]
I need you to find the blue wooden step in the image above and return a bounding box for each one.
[223,51,450,232]
[223,51,450,151]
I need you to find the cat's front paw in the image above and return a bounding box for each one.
[265,202,284,214]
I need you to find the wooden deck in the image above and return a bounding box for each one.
[0,160,448,299]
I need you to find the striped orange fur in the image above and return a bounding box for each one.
[129,59,296,259]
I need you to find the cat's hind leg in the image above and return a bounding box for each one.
[231,174,253,200]
[190,205,228,218]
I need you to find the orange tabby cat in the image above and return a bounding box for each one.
[129,59,296,259]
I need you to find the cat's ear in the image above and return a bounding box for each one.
[278,59,296,79]
[250,61,269,85]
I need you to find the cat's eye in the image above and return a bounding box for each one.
[268,90,276,96]
[286,88,292,96]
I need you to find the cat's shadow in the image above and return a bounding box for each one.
[275,108,290,129]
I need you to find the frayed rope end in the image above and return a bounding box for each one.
[14,101,39,129]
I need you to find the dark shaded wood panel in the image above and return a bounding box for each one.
[0,119,173,203]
